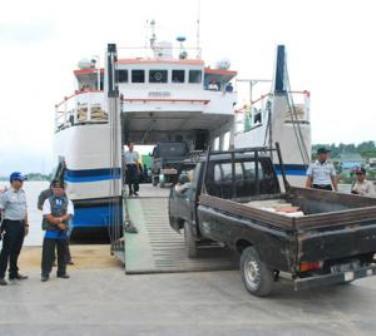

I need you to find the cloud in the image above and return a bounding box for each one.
[0,21,55,44]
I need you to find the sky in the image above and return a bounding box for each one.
[0,0,375,175]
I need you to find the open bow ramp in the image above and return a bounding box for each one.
[124,185,237,274]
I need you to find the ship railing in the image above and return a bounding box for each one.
[236,90,310,133]
[55,90,107,132]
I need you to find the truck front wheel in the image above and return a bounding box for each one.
[184,222,198,258]
[240,246,274,297]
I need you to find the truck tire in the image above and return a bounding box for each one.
[240,246,274,297]
[184,222,198,258]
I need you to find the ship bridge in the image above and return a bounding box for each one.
[59,55,237,149]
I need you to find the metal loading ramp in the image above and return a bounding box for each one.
[124,185,237,274]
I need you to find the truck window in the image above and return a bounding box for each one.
[242,161,264,179]
[206,159,278,199]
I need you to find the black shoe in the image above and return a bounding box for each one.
[41,275,49,282]
[9,273,28,280]
[57,274,70,279]
[0,278,8,286]
[129,192,134,197]
[66,260,74,265]
[134,192,139,197]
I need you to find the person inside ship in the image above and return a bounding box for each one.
[351,167,375,196]
[305,147,338,191]
[225,82,234,93]
[41,180,74,282]
[208,79,219,91]
[124,143,140,197]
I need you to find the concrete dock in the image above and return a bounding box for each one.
[1,245,376,335]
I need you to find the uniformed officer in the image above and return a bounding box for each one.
[41,180,74,282]
[351,167,375,196]
[0,172,29,286]
[305,147,338,191]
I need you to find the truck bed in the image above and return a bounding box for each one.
[200,187,376,230]
[199,187,376,272]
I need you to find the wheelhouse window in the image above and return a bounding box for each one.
[131,70,145,83]
[117,70,128,83]
[189,70,202,83]
[172,70,185,83]
[149,69,168,83]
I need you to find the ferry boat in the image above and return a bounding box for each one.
[234,45,311,186]
[53,25,310,237]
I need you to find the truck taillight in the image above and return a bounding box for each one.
[299,261,323,272]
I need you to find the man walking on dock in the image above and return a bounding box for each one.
[305,147,338,191]
[0,172,29,286]
[41,180,74,282]
[124,142,140,197]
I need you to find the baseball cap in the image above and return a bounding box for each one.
[317,147,330,154]
[51,180,65,188]
[9,172,27,182]
[354,167,366,175]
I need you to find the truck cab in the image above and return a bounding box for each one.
[151,142,190,187]
[169,151,280,235]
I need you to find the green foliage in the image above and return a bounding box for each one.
[312,141,376,159]
[0,172,53,181]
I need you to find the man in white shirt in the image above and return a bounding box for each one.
[305,147,338,191]
[124,143,140,197]
[351,168,375,196]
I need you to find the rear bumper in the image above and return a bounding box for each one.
[161,168,178,175]
[294,264,376,291]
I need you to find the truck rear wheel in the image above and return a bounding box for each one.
[184,222,198,258]
[240,246,274,297]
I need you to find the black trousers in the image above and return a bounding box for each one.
[0,220,25,279]
[41,238,67,277]
[126,164,139,194]
[313,184,333,191]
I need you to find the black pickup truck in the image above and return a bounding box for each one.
[168,145,376,297]
[151,142,189,187]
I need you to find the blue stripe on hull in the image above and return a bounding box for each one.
[274,164,308,176]
[72,204,122,229]
[64,168,121,183]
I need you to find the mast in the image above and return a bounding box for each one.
[196,0,202,59]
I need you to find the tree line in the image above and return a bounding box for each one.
[312,141,376,159]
